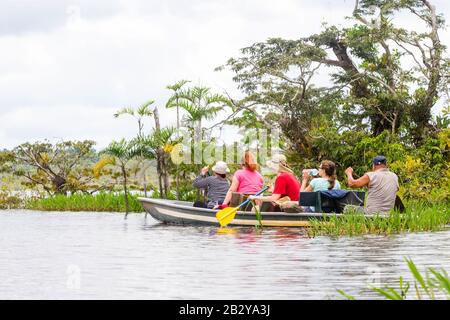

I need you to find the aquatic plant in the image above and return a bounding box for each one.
[339,258,450,300]
[249,199,263,230]
[26,192,143,213]
[308,202,450,237]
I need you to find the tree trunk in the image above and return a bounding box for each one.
[153,107,165,198]
[121,164,130,215]
[176,105,180,200]
[52,175,67,195]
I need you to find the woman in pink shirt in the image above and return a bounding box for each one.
[220,151,264,206]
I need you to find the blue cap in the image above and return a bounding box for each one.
[372,155,387,165]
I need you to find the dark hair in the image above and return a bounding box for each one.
[217,173,227,179]
[320,160,337,190]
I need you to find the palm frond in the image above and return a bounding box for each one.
[114,107,135,118]
[166,79,191,91]
[136,100,155,117]
[101,139,139,160]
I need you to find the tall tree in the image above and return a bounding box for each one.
[166,80,191,200]
[220,0,448,147]
[99,139,140,216]
[114,100,154,196]
[136,127,176,199]
[173,85,231,142]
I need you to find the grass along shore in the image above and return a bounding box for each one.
[4,193,450,237]
[26,192,144,213]
[307,202,450,237]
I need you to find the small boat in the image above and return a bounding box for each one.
[138,197,342,227]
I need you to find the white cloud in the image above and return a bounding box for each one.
[0,0,448,149]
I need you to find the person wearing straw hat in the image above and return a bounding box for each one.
[249,154,301,203]
[193,161,230,208]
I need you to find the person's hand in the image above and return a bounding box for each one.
[302,169,310,180]
[345,167,354,176]
[201,166,209,175]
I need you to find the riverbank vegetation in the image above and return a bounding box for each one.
[0,0,449,222]
[26,193,144,213]
[308,202,450,237]
[339,258,450,300]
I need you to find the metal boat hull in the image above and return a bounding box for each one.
[138,197,340,227]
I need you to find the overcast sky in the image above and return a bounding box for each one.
[0,0,449,150]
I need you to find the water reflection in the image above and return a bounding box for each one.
[0,210,449,300]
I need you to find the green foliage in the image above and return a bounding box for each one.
[10,140,100,195]
[339,258,450,300]
[308,202,450,237]
[0,191,21,209]
[26,192,143,213]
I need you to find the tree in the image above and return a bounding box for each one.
[11,140,98,195]
[114,100,155,196]
[166,79,191,200]
[220,0,448,148]
[171,85,231,142]
[99,139,140,215]
[136,127,177,199]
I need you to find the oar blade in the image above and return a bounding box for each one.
[216,207,238,227]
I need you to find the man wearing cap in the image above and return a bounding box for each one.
[193,161,230,208]
[345,156,399,215]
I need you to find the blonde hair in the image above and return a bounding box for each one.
[241,151,259,171]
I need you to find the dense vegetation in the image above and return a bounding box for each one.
[308,202,450,237]
[0,0,449,220]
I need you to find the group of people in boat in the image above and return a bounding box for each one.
[192,151,399,215]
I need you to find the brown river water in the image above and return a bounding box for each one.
[0,210,449,299]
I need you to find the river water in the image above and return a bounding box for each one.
[0,210,449,300]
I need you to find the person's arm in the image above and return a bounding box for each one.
[250,175,284,202]
[345,167,370,188]
[221,176,239,205]
[193,166,210,189]
[249,193,282,202]
[300,170,311,192]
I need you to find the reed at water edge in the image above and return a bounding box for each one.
[308,202,450,237]
[26,192,144,213]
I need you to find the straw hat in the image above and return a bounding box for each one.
[266,154,293,173]
[212,161,230,175]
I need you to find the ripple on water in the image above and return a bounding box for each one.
[0,210,449,299]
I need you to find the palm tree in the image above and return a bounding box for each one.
[166,80,190,200]
[99,139,140,217]
[114,100,154,196]
[114,100,155,137]
[136,127,177,199]
[166,80,191,136]
[166,85,231,202]
[175,86,231,141]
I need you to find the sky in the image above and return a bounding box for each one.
[0,0,449,150]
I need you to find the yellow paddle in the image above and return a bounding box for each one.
[216,186,269,227]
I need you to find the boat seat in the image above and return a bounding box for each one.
[230,192,253,211]
[299,191,365,213]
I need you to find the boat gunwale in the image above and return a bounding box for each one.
[137,197,345,218]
